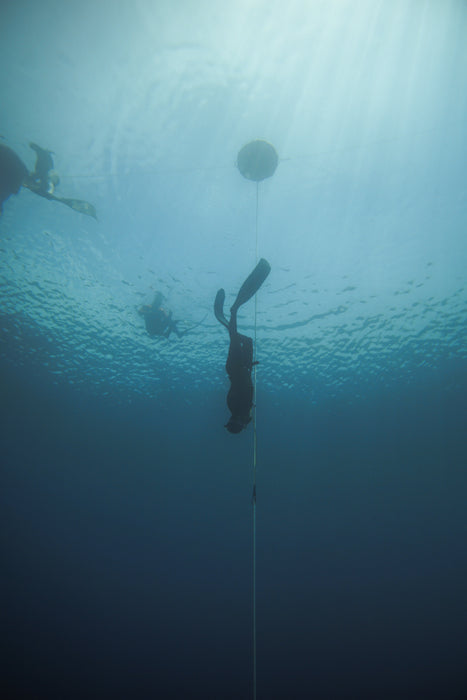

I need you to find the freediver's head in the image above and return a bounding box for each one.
[225,417,246,434]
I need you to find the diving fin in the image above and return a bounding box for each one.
[214,289,229,329]
[58,196,97,219]
[231,257,271,313]
[23,184,97,219]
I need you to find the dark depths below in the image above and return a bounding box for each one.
[1,362,466,700]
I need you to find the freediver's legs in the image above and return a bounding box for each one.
[228,305,238,338]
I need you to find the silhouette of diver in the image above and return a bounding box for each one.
[139,292,185,339]
[214,258,271,434]
[26,143,58,196]
[0,141,96,218]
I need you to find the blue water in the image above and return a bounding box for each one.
[1,1,467,698]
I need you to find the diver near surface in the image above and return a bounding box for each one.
[25,143,58,196]
[214,258,271,434]
[138,291,185,339]
[0,141,96,218]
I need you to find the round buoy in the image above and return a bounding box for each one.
[237,140,278,182]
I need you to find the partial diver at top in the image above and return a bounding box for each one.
[0,141,96,218]
[214,258,271,434]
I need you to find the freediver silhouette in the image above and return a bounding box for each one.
[0,141,96,218]
[214,258,271,433]
[138,291,185,339]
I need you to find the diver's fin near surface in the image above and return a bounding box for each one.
[23,184,97,219]
[214,289,229,328]
[58,197,97,219]
[231,258,271,313]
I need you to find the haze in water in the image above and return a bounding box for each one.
[1,1,466,698]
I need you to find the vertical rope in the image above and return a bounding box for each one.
[252,180,259,700]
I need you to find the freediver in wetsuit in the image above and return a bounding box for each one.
[214,258,271,434]
[27,143,56,194]
[0,141,96,218]
[24,143,97,219]
[138,291,185,339]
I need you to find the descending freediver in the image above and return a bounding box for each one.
[138,292,185,339]
[214,258,271,434]
[0,141,96,218]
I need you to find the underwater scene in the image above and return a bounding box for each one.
[1,1,466,698]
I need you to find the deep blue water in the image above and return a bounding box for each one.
[1,361,466,699]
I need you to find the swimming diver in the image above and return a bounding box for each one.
[0,141,96,218]
[214,258,271,434]
[139,292,185,339]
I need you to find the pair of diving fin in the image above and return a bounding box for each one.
[214,257,271,327]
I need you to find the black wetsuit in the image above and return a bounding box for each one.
[225,308,254,430]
